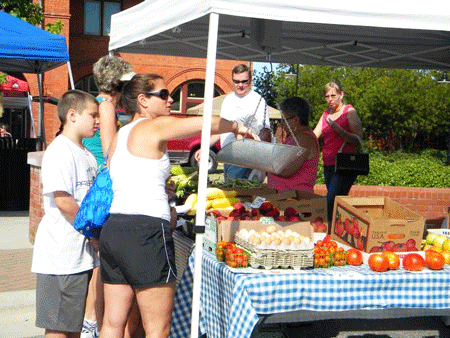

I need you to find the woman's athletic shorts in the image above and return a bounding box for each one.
[99,213,177,288]
[35,270,91,332]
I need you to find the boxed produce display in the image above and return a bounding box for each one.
[265,190,327,231]
[234,222,314,270]
[331,196,425,254]
[204,201,314,269]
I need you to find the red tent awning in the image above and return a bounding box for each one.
[0,75,29,94]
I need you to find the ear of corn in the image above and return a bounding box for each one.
[211,197,240,209]
[206,187,237,200]
[170,165,197,176]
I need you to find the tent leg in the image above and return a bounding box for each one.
[190,12,219,338]
[67,61,75,90]
[37,73,46,150]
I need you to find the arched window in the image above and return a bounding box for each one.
[75,75,98,95]
[171,80,223,115]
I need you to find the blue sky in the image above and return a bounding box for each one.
[253,62,279,75]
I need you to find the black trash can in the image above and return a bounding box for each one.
[0,138,40,211]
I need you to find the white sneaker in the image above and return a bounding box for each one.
[81,318,98,338]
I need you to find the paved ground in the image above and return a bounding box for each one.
[0,211,43,338]
[1,210,450,338]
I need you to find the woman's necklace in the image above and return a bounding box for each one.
[329,102,344,120]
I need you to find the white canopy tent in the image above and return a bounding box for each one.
[109,2,450,336]
[110,1,450,70]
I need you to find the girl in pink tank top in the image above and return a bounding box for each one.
[268,97,319,193]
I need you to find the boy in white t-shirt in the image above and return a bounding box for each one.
[31,89,100,337]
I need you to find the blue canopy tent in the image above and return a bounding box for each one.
[0,11,73,144]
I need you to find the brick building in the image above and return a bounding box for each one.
[6,1,449,238]
[20,0,241,144]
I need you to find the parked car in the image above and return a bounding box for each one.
[167,135,220,173]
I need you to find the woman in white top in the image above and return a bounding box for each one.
[99,73,258,338]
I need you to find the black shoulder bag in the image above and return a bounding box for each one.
[335,136,369,176]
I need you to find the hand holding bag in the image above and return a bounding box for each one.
[73,155,113,238]
[335,135,369,176]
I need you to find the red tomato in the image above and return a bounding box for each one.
[381,251,400,270]
[425,251,445,270]
[368,254,389,272]
[402,253,425,271]
[347,249,363,266]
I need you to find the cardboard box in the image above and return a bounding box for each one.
[203,214,313,253]
[265,190,327,224]
[223,185,277,198]
[316,232,425,266]
[331,196,425,253]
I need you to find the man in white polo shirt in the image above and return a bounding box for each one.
[219,64,271,181]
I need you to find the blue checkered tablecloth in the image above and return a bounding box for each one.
[169,249,450,338]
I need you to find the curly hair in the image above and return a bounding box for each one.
[93,55,133,94]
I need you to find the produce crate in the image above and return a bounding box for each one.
[427,229,450,238]
[266,190,327,224]
[235,234,314,270]
[222,185,277,198]
[331,196,425,253]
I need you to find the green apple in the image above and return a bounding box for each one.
[442,239,450,253]
[426,232,438,245]
[433,235,448,248]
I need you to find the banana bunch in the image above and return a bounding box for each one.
[169,166,198,199]
[183,188,239,215]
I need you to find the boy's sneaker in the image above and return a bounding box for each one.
[81,318,98,338]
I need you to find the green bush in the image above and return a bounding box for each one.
[315,149,450,188]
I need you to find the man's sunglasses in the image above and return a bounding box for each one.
[145,89,170,100]
[232,79,250,84]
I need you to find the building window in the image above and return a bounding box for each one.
[171,81,222,115]
[75,75,98,95]
[84,1,121,36]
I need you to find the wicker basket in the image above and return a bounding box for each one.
[235,235,314,270]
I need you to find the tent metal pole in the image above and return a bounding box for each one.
[37,73,46,149]
[67,61,75,90]
[190,12,219,338]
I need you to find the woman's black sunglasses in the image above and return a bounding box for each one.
[145,89,170,100]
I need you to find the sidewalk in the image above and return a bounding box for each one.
[0,211,44,338]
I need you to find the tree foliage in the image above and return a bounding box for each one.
[254,65,450,152]
[0,0,63,34]
[0,0,44,25]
